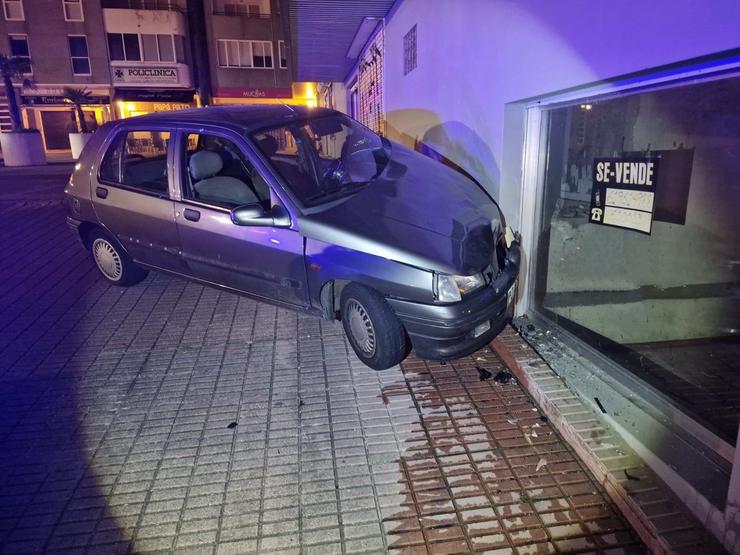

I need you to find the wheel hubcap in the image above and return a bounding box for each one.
[92,238,123,281]
[347,299,376,356]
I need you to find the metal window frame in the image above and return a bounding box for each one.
[68,34,91,76]
[517,55,740,463]
[62,0,84,22]
[8,33,32,75]
[2,0,24,21]
[216,38,273,69]
[278,40,287,69]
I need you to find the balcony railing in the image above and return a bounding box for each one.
[212,1,274,17]
[102,0,185,11]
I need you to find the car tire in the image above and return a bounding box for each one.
[89,229,148,286]
[340,283,408,370]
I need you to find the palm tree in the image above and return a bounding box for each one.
[0,53,33,131]
[63,87,93,134]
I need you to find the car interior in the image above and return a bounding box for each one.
[100,131,171,194]
[184,133,271,209]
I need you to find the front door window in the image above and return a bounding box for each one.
[183,132,271,209]
[175,131,306,307]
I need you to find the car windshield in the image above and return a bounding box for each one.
[251,113,390,207]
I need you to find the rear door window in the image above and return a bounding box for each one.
[100,130,171,195]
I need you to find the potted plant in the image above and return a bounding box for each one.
[64,87,94,159]
[0,53,46,166]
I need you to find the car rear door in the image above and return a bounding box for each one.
[92,126,185,272]
[171,128,309,308]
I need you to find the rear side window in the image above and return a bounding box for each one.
[100,130,170,195]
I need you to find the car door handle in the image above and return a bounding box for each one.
[184,208,201,222]
[95,187,108,199]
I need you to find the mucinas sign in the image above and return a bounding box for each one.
[113,66,179,84]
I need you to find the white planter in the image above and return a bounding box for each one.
[69,133,93,159]
[0,131,47,167]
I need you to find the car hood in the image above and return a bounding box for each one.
[298,144,503,275]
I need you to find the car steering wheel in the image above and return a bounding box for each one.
[322,158,347,187]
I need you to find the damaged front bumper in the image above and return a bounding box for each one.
[388,242,520,361]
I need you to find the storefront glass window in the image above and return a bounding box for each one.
[534,76,740,444]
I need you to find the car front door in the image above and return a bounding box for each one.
[172,128,309,308]
[92,127,185,272]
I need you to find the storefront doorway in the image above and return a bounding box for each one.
[20,88,110,153]
[530,75,740,445]
[35,109,102,151]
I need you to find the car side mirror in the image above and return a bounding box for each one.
[230,203,291,228]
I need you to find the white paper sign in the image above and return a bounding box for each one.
[589,157,659,235]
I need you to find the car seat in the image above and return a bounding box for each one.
[188,150,259,206]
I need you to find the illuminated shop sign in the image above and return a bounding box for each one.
[213,87,293,99]
[589,158,659,234]
[116,89,194,103]
[22,95,110,106]
[113,66,179,84]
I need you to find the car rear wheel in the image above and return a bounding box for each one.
[341,283,408,370]
[89,230,148,286]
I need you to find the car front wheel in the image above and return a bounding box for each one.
[340,283,408,370]
[89,230,148,286]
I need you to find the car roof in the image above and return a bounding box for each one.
[114,104,337,133]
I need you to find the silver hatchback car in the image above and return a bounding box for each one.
[65,106,519,370]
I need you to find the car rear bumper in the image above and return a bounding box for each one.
[387,242,520,361]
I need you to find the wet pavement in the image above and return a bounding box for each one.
[0,166,646,553]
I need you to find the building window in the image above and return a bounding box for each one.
[68,36,90,75]
[278,40,288,69]
[141,34,176,62]
[223,2,260,15]
[107,33,141,62]
[9,34,31,74]
[403,24,417,75]
[217,0,269,16]
[252,41,271,68]
[532,75,740,444]
[2,0,23,20]
[63,0,83,21]
[216,39,273,69]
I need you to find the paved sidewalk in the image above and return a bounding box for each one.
[0,169,646,554]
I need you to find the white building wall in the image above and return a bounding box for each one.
[102,8,188,35]
[382,0,740,229]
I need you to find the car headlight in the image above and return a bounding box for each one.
[435,272,485,302]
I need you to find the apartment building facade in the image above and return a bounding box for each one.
[0,0,112,152]
[1,0,313,155]
[102,0,196,119]
[203,0,295,104]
